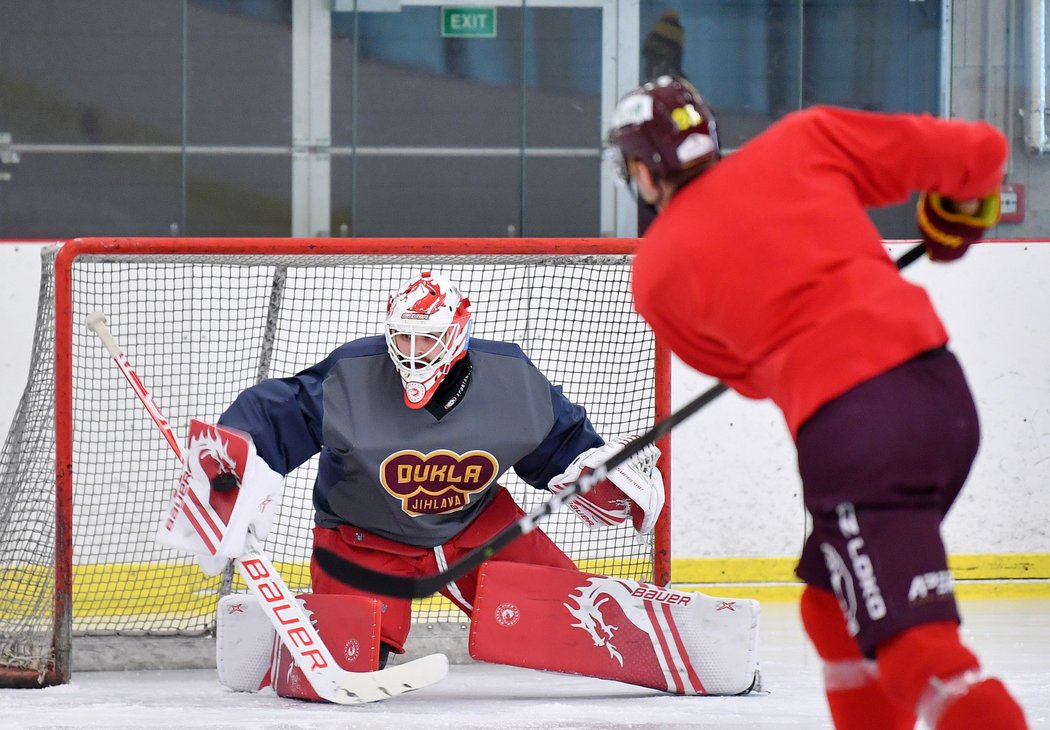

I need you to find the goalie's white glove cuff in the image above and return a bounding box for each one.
[547,436,664,535]
[217,452,284,557]
[549,479,629,528]
[157,420,285,575]
[196,552,231,577]
[608,445,664,534]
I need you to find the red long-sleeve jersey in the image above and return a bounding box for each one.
[632,106,1008,437]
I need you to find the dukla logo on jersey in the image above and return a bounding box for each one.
[380,448,498,515]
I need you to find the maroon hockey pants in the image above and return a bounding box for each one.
[794,347,980,655]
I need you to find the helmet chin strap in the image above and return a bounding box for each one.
[670,157,719,198]
[635,189,659,219]
[622,170,659,218]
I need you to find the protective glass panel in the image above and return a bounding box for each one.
[183,155,292,236]
[0,153,182,238]
[0,0,293,237]
[639,0,942,237]
[186,1,293,146]
[331,4,602,237]
[0,0,184,146]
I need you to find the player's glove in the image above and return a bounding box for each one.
[156,419,284,575]
[916,190,1000,262]
[548,436,664,535]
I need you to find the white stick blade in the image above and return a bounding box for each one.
[324,653,449,705]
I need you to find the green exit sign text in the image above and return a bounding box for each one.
[441,7,497,38]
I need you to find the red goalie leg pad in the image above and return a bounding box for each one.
[878,622,1027,729]
[272,593,381,702]
[800,586,914,730]
[469,561,759,695]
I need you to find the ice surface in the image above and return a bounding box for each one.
[2,600,1046,730]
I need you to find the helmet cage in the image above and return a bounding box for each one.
[602,145,632,187]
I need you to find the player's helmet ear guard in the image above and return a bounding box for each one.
[604,75,720,186]
[385,272,473,409]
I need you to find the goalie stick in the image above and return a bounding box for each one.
[313,241,930,599]
[85,311,448,704]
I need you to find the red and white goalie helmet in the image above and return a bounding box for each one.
[385,272,473,409]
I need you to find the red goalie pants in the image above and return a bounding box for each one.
[310,486,576,654]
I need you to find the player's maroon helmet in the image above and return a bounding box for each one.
[604,75,720,185]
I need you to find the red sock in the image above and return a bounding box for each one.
[800,586,914,730]
[932,677,1028,729]
[877,622,1028,729]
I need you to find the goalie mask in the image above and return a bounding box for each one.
[385,272,473,409]
[604,75,720,187]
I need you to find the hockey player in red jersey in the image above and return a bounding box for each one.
[605,76,1027,729]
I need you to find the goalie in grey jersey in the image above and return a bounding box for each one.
[217,271,664,668]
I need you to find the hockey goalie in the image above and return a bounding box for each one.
[156,271,759,700]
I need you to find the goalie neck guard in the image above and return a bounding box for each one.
[385,272,473,409]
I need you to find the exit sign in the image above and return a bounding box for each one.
[442,7,497,38]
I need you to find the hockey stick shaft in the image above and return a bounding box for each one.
[313,241,930,599]
[86,311,446,703]
[85,312,185,462]
[85,312,344,693]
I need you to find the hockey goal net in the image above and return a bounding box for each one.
[0,237,670,686]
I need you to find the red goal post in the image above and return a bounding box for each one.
[0,237,670,687]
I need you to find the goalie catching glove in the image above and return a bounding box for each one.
[548,436,664,535]
[916,190,1000,261]
[156,419,284,575]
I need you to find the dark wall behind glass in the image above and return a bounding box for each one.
[0,1,940,239]
[640,1,941,238]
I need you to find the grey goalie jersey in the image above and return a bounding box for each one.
[218,336,603,547]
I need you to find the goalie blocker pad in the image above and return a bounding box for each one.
[217,592,381,701]
[469,562,760,695]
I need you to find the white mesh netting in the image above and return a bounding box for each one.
[0,243,664,682]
